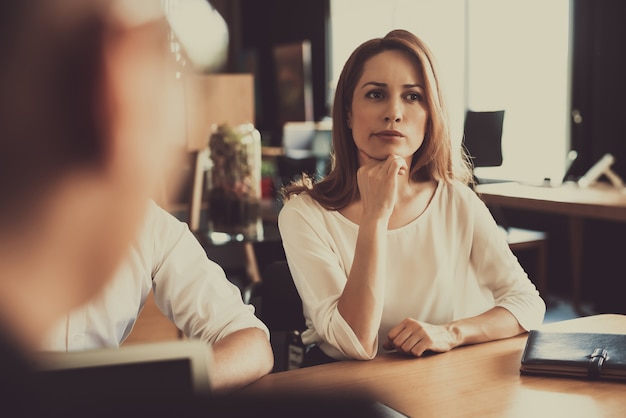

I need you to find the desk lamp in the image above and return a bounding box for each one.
[577,153,625,189]
[162,0,229,73]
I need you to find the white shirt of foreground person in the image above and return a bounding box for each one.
[279,180,546,361]
[42,200,268,351]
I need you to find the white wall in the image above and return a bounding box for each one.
[330,0,466,146]
[330,0,571,185]
[467,0,570,184]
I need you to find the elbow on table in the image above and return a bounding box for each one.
[341,340,378,361]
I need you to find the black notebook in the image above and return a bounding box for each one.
[520,330,626,381]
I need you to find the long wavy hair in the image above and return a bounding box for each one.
[283,29,472,210]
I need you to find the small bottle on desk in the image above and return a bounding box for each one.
[287,330,305,370]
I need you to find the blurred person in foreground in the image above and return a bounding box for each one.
[38,0,273,397]
[0,0,273,415]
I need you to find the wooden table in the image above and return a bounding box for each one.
[475,182,626,310]
[241,314,626,417]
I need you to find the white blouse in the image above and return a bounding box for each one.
[278,180,545,361]
[41,200,268,351]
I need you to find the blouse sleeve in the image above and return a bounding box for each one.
[468,192,546,331]
[278,197,376,360]
[147,202,269,344]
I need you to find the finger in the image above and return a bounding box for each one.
[382,339,395,351]
[386,322,405,342]
[387,318,419,345]
[409,340,429,357]
[400,334,422,353]
[383,154,409,176]
[393,156,409,175]
[390,327,415,351]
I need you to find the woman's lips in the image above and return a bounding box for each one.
[374,130,404,141]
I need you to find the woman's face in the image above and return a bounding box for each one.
[348,49,429,166]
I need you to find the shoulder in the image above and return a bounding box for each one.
[436,180,482,207]
[144,199,178,222]
[279,193,324,221]
[278,193,340,240]
[142,200,186,229]
[134,200,189,249]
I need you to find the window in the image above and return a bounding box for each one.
[467,0,570,184]
[330,0,570,184]
[330,0,466,143]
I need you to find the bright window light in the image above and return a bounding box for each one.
[330,0,466,143]
[330,0,571,185]
[468,0,570,185]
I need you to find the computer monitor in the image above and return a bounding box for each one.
[28,340,213,399]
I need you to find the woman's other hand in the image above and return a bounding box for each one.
[383,318,460,357]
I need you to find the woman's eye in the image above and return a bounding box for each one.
[406,92,423,102]
[366,90,384,100]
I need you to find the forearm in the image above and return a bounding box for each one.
[209,327,273,395]
[337,217,387,355]
[446,306,525,348]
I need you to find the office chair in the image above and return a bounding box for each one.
[462,110,505,172]
[244,260,307,372]
[463,110,548,295]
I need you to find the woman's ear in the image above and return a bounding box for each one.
[346,110,352,129]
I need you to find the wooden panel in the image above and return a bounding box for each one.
[184,73,255,151]
[158,74,255,211]
[123,292,182,345]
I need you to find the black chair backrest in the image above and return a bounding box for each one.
[258,260,306,332]
[462,110,505,168]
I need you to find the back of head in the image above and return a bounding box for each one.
[0,0,109,230]
[0,0,186,349]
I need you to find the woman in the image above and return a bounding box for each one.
[279,29,545,364]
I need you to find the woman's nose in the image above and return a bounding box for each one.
[384,100,402,123]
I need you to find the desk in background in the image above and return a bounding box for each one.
[241,314,626,417]
[475,182,626,310]
[475,182,626,222]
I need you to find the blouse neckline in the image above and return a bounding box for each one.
[329,180,442,232]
